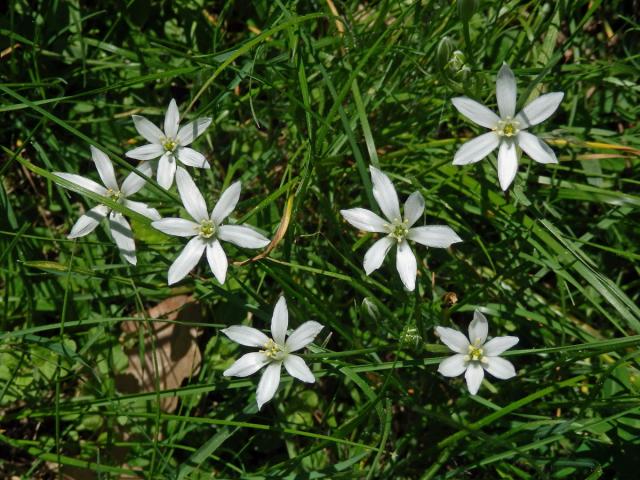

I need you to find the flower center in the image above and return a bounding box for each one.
[261,339,287,361]
[198,219,216,239]
[495,118,520,137]
[106,188,122,202]
[465,343,487,364]
[386,218,410,242]
[162,138,178,152]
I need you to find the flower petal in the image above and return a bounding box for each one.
[497,140,518,191]
[211,181,241,225]
[453,131,500,165]
[496,63,517,119]
[167,235,206,285]
[152,218,199,237]
[283,354,315,383]
[517,131,558,164]
[221,325,269,347]
[123,199,161,221]
[206,239,227,284]
[217,225,270,249]
[164,99,180,139]
[483,336,519,357]
[437,354,467,377]
[125,143,165,161]
[176,167,208,222]
[132,115,164,144]
[54,173,107,196]
[370,166,401,221]
[256,362,281,410]
[90,146,118,190]
[451,97,500,129]
[407,225,462,248]
[340,208,388,233]
[396,240,417,291]
[404,191,424,227]
[516,92,564,128]
[157,152,177,190]
[121,161,154,196]
[177,117,212,146]
[223,352,269,377]
[271,296,288,346]
[176,147,210,169]
[468,310,488,345]
[285,321,323,352]
[109,212,136,265]
[68,204,109,238]
[363,236,394,275]
[484,356,517,380]
[465,362,484,395]
[435,326,470,354]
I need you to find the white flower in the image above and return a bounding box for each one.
[152,167,270,285]
[125,99,212,190]
[222,297,323,410]
[451,63,564,190]
[435,310,519,395]
[54,146,160,265]
[340,166,462,291]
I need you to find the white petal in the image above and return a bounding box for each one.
[517,131,558,164]
[68,204,109,238]
[465,363,484,395]
[404,191,424,227]
[90,146,118,190]
[483,336,519,357]
[340,208,388,233]
[217,225,270,249]
[468,310,488,345]
[451,97,500,129]
[123,199,161,221]
[176,167,208,222]
[205,240,228,284]
[152,218,199,237]
[256,362,281,410]
[435,326,470,354]
[132,115,164,144]
[496,63,517,119]
[484,356,517,380]
[221,325,269,347]
[370,166,401,221]
[407,225,462,248]
[516,92,564,128]
[223,352,269,377]
[363,236,394,275]
[283,354,315,383]
[164,99,180,139]
[121,161,154,196]
[54,173,107,196]
[453,131,500,165]
[125,143,164,161]
[497,140,518,191]
[177,117,212,146]
[437,354,467,377]
[285,321,323,352]
[157,152,177,190]
[167,236,206,285]
[396,240,417,291]
[271,297,288,346]
[211,181,241,225]
[109,212,136,265]
[176,147,210,169]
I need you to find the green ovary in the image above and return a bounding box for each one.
[261,339,286,361]
[199,220,216,238]
[163,138,178,152]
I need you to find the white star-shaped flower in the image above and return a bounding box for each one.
[436,310,519,395]
[222,297,324,410]
[451,63,564,190]
[54,146,160,265]
[340,166,462,291]
[125,99,212,189]
[152,167,270,285]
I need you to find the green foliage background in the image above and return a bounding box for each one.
[1,0,640,478]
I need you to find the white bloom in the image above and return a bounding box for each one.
[125,99,212,189]
[152,167,270,285]
[435,310,519,395]
[222,297,323,410]
[54,146,160,265]
[340,166,462,291]
[451,63,564,190]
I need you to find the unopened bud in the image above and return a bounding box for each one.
[436,36,455,70]
[458,0,480,22]
[361,298,380,321]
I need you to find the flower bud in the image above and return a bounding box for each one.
[457,0,479,22]
[436,36,455,70]
[360,297,380,321]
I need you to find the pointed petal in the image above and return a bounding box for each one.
[164,99,180,139]
[453,131,500,165]
[496,63,517,119]
[68,204,109,238]
[157,152,177,190]
[404,191,424,227]
[516,92,564,128]
[177,117,212,146]
[121,161,154,196]
[123,199,160,221]
[435,326,470,354]
[217,225,270,249]
[167,236,206,285]
[396,240,417,291]
[270,297,288,346]
[363,236,394,275]
[125,143,165,161]
[221,325,269,347]
[437,354,467,377]
[206,240,228,284]
[176,147,210,169]
[90,146,118,190]
[256,362,281,410]
[468,310,488,345]
[517,131,558,164]
[211,181,241,224]
[370,166,401,221]
[285,321,323,352]
[407,225,462,248]
[451,97,500,129]
[340,208,388,233]
[152,218,199,237]
[483,336,519,356]
[109,212,136,265]
[132,115,164,144]
[223,352,269,377]
[54,173,107,196]
[284,355,315,383]
[484,356,517,380]
[176,167,208,222]
[465,363,484,395]
[497,140,518,191]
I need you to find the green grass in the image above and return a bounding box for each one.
[1,0,640,478]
